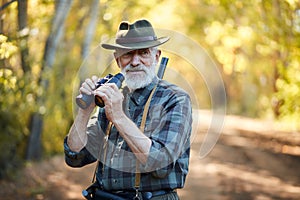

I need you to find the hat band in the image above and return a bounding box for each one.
[116,36,157,44]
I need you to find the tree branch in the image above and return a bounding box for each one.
[0,0,17,11]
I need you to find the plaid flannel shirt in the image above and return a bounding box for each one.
[64,77,192,192]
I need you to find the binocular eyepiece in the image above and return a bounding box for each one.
[76,73,124,109]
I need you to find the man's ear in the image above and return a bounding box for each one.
[113,52,120,68]
[156,49,161,63]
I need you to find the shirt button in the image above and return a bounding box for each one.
[113,179,118,183]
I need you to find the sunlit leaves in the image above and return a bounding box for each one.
[275,58,300,125]
[293,9,300,33]
[237,26,253,41]
[284,0,299,9]
[0,34,18,59]
[204,21,224,45]
[204,20,252,75]
[0,69,17,90]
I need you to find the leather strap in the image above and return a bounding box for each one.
[140,85,157,135]
[135,85,157,189]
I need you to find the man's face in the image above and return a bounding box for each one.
[116,48,160,91]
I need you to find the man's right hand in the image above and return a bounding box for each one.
[78,75,99,112]
[80,75,99,96]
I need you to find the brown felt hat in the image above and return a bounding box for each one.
[101,19,169,50]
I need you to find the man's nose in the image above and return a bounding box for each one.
[131,53,141,67]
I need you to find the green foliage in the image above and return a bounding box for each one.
[0,35,18,59]
[275,55,300,128]
[0,69,27,178]
[0,35,22,177]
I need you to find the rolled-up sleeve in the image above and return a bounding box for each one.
[64,112,107,168]
[64,137,97,167]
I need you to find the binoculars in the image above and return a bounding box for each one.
[76,73,124,109]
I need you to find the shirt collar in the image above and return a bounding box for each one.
[127,77,159,106]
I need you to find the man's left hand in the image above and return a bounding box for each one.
[93,83,125,122]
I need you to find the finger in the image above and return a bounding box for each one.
[80,81,94,94]
[102,84,124,103]
[91,75,98,84]
[80,86,92,95]
[105,83,119,91]
[94,86,112,98]
[105,84,124,100]
[94,84,122,105]
[94,90,110,105]
[85,78,96,90]
[100,84,116,97]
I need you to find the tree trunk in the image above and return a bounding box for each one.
[26,0,73,160]
[81,0,100,59]
[17,0,30,73]
[271,0,284,118]
[26,113,43,160]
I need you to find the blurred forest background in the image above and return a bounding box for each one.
[0,0,300,190]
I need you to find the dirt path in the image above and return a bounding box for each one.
[1,111,300,200]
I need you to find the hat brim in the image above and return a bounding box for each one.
[101,36,170,50]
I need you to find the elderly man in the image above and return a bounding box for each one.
[64,19,192,200]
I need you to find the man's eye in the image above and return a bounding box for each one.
[122,52,133,57]
[140,50,150,57]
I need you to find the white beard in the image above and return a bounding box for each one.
[121,61,157,91]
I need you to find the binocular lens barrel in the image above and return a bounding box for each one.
[94,73,124,107]
[76,73,124,109]
[76,93,93,109]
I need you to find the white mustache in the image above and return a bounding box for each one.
[124,65,147,73]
